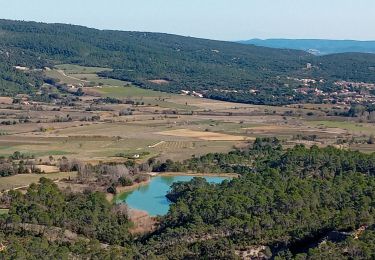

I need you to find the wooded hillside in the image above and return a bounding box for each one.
[1,19,375,105]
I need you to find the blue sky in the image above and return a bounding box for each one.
[0,0,374,40]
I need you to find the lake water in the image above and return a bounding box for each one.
[116,175,229,216]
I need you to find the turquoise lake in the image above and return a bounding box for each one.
[116,175,229,216]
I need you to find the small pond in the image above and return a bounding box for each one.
[116,175,230,216]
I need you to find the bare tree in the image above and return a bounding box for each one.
[59,158,71,172]
[99,164,129,182]
[139,163,151,173]
[77,163,93,182]
[112,203,129,218]
[0,162,15,177]
[26,160,39,173]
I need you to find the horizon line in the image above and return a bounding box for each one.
[2,18,375,43]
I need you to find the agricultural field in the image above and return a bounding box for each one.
[44,69,85,86]
[97,86,166,98]
[1,64,374,191]
[54,64,112,74]
[157,129,249,141]
[307,120,375,135]
[0,172,77,192]
[45,64,127,87]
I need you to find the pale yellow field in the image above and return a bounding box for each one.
[0,97,13,104]
[36,165,60,173]
[158,129,250,141]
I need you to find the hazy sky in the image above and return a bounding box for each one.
[0,0,374,41]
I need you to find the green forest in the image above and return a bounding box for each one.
[1,139,374,259]
[0,54,43,96]
[145,139,375,258]
[1,19,375,105]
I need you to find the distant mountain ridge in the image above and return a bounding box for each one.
[239,39,375,55]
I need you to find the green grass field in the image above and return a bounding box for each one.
[98,86,169,98]
[55,64,112,74]
[47,66,127,87]
[98,86,198,110]
[47,64,198,110]
[44,70,84,85]
[0,209,9,215]
[0,172,77,191]
[0,150,71,158]
[70,73,132,87]
[308,120,375,134]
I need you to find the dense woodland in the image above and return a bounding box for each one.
[142,139,375,258]
[0,178,137,258]
[0,54,43,96]
[0,139,374,259]
[1,19,375,105]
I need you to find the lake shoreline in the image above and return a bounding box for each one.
[115,174,234,215]
[112,173,235,232]
[154,172,239,178]
[106,180,150,202]
[109,172,238,201]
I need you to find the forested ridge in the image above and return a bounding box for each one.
[0,178,137,258]
[1,139,374,259]
[1,19,375,104]
[144,139,375,258]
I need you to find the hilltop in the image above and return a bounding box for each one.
[1,19,375,105]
